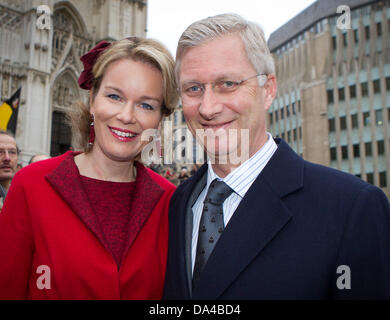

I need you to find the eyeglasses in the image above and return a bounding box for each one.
[179,74,268,104]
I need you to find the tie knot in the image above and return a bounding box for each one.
[204,179,233,206]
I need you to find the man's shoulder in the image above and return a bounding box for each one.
[170,167,205,204]
[272,139,373,195]
[300,159,389,206]
[303,160,367,189]
[171,174,193,199]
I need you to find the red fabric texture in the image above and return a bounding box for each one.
[0,151,176,299]
[80,175,135,268]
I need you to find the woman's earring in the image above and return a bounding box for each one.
[88,114,95,146]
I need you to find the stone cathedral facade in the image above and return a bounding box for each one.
[0,0,147,164]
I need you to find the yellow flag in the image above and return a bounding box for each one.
[0,102,12,131]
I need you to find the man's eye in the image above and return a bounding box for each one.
[107,94,121,101]
[184,85,202,94]
[220,80,239,89]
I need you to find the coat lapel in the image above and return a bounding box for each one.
[45,153,165,266]
[45,152,110,253]
[170,163,208,297]
[192,139,304,299]
[184,169,207,295]
[120,162,164,266]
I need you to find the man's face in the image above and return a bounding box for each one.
[0,135,18,182]
[179,34,276,163]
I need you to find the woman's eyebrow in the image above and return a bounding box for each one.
[104,86,162,103]
[102,86,125,95]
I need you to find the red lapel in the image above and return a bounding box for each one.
[45,152,110,253]
[120,162,164,265]
[45,152,165,264]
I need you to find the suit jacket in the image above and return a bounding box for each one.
[0,151,175,299]
[164,139,390,299]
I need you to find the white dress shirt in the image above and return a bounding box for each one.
[191,132,278,272]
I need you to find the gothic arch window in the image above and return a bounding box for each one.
[51,3,92,73]
[50,111,71,157]
[50,70,80,157]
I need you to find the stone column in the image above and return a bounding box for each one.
[18,0,54,163]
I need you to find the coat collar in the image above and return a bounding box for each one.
[168,163,207,297]
[45,151,164,265]
[189,138,304,299]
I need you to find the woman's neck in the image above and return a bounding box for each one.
[74,150,136,183]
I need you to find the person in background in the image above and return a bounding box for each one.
[0,131,19,207]
[28,154,50,165]
[0,36,178,299]
[164,13,390,300]
[178,167,189,185]
[190,164,200,176]
[163,167,175,181]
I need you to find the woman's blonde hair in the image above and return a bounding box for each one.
[68,37,178,152]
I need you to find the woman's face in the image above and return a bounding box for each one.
[90,58,164,162]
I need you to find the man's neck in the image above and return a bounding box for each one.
[210,162,239,178]
[0,180,11,193]
[208,132,271,178]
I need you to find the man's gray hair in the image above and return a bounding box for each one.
[175,13,275,83]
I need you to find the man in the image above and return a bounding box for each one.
[0,131,19,205]
[28,154,50,165]
[178,167,189,185]
[164,13,390,299]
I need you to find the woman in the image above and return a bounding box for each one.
[0,37,178,299]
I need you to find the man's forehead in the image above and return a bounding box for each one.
[0,135,17,148]
[179,35,253,82]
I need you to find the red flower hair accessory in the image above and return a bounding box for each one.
[78,40,112,90]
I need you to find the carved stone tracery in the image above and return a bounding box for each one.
[51,4,92,113]
[0,4,23,31]
[52,8,92,74]
[52,71,79,111]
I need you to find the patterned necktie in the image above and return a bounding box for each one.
[193,179,234,286]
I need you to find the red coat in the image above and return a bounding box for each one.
[0,152,175,299]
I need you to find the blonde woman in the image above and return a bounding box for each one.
[0,37,178,299]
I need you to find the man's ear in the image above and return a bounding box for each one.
[264,74,277,111]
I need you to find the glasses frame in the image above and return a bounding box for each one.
[179,74,268,102]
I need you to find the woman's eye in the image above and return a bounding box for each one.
[107,94,121,101]
[140,103,154,110]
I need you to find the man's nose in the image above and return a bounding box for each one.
[1,151,11,161]
[198,85,223,120]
